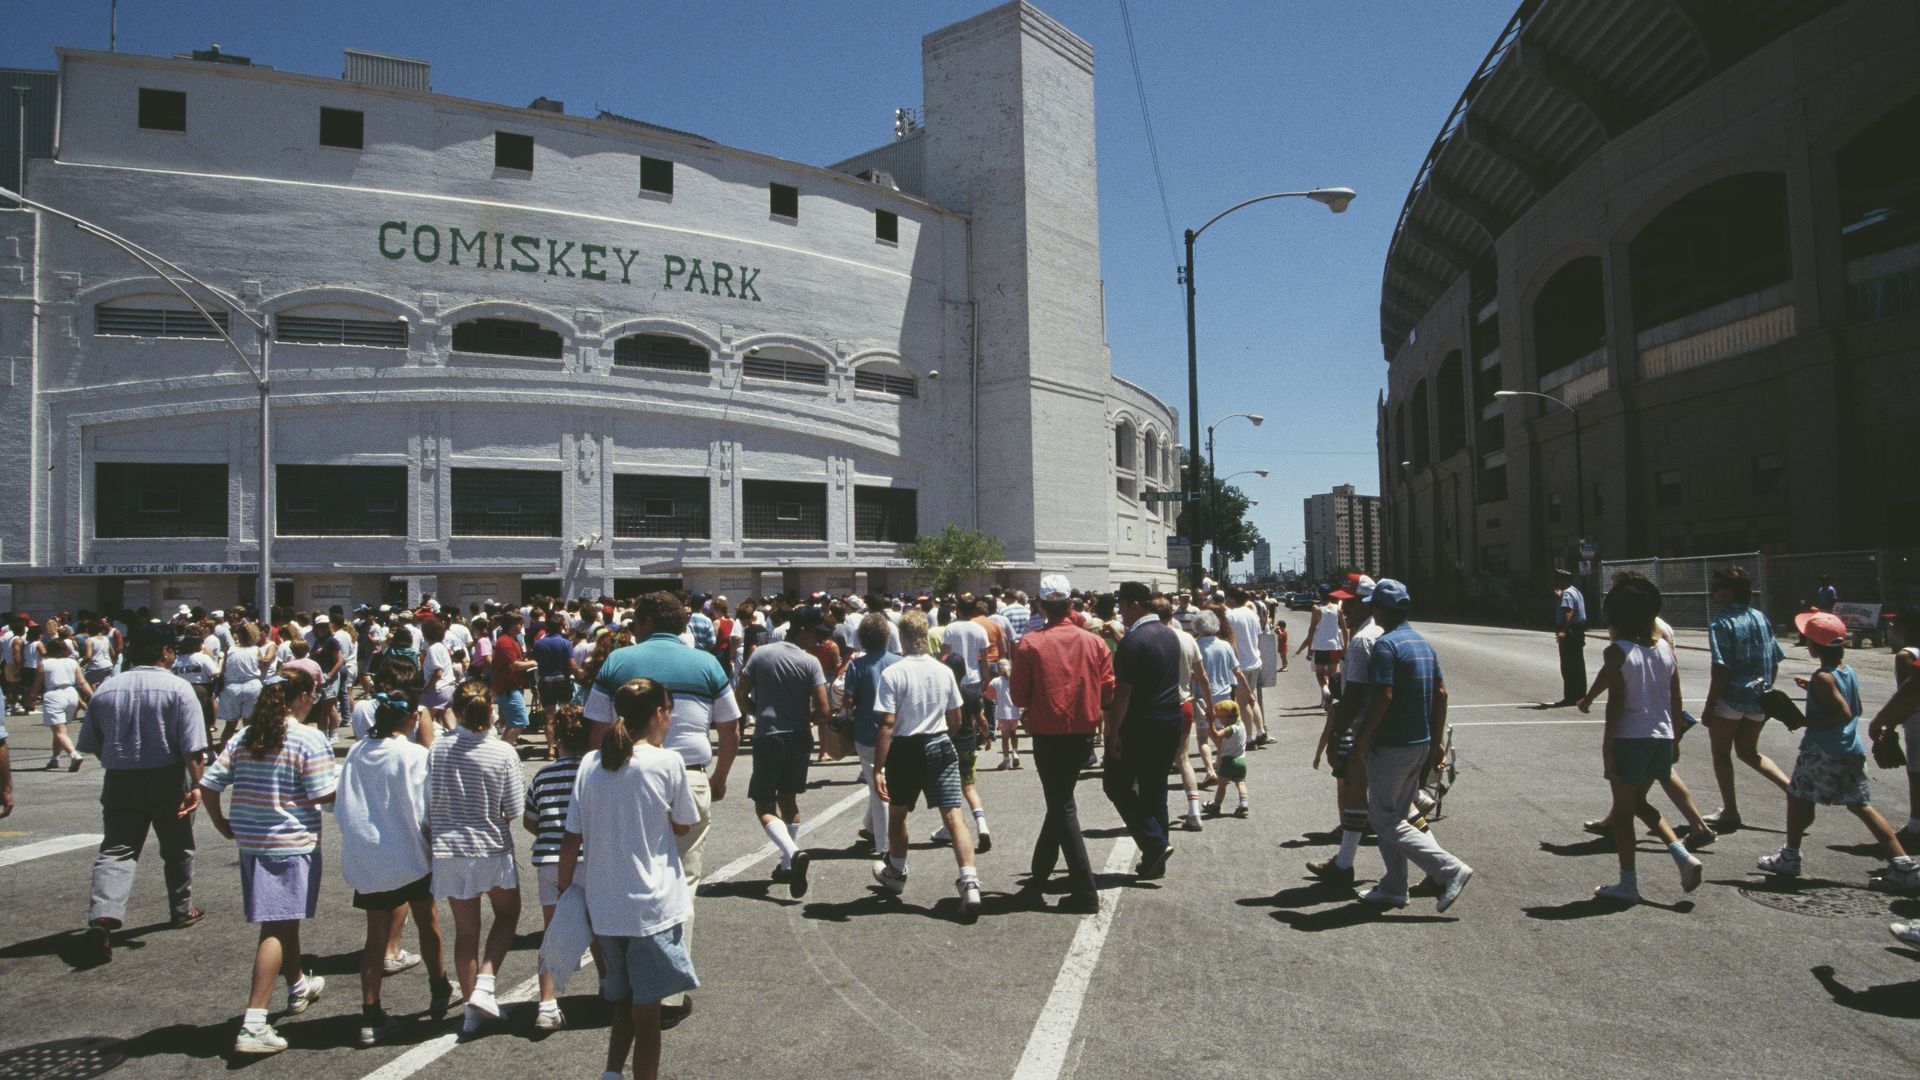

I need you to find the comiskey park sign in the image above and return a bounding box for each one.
[378,221,766,302]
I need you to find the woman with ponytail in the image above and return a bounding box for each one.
[428,678,525,1036]
[336,689,453,1046]
[200,669,338,1055]
[557,678,698,1080]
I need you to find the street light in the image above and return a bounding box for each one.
[2,184,276,617]
[1495,388,1586,587]
[1206,412,1264,585]
[1181,187,1354,589]
[1210,467,1269,581]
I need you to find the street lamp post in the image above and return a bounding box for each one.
[2,184,276,617]
[1206,412,1263,583]
[1181,186,1354,590]
[1495,388,1585,589]
[1209,466,1269,582]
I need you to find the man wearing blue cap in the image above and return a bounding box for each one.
[1350,579,1474,912]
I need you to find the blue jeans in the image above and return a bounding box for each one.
[1102,714,1182,860]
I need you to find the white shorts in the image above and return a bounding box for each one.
[217,680,262,723]
[536,862,563,908]
[1709,701,1765,724]
[41,686,80,727]
[432,852,520,901]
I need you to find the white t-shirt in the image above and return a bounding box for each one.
[41,656,80,690]
[172,650,220,685]
[1341,621,1386,685]
[1615,639,1677,741]
[350,698,379,741]
[333,736,432,894]
[564,745,700,938]
[988,675,1019,721]
[444,622,473,655]
[224,647,264,684]
[1216,720,1248,759]
[424,642,456,692]
[874,654,964,738]
[1226,605,1264,671]
[941,619,989,687]
[1309,603,1344,651]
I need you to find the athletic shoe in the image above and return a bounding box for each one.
[383,949,421,975]
[1305,859,1354,888]
[234,1023,288,1055]
[1680,855,1705,893]
[1180,814,1203,832]
[82,923,113,966]
[770,863,792,884]
[1871,863,1920,891]
[68,752,86,773]
[1011,756,1023,769]
[1435,866,1474,913]
[1890,921,1920,945]
[1056,892,1100,915]
[465,984,499,1020]
[1702,809,1742,833]
[1358,886,1408,908]
[1681,825,1715,850]
[975,831,993,854]
[1594,881,1641,903]
[1757,848,1801,878]
[1233,805,1249,818]
[285,975,326,1016]
[533,1006,566,1032]
[358,1014,402,1048]
[872,859,907,894]
[429,976,458,1019]
[930,827,953,845]
[1137,845,1175,880]
[788,851,811,899]
[956,876,983,922]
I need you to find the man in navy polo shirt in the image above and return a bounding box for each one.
[1351,579,1474,913]
[1103,581,1185,880]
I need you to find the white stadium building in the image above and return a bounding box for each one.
[0,1,1182,616]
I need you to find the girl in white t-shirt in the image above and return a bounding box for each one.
[32,635,93,770]
[985,661,1022,769]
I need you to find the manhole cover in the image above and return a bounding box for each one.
[1739,882,1900,918]
[0,1037,125,1080]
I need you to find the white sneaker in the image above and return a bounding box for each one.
[956,876,983,922]
[1435,865,1473,913]
[285,975,325,1015]
[234,1022,288,1055]
[533,1005,566,1032]
[466,985,500,1019]
[1594,881,1641,903]
[1679,856,1704,893]
[357,1014,402,1048]
[930,827,953,844]
[1890,921,1920,945]
[872,859,907,894]
[1872,863,1920,891]
[1358,886,1408,908]
[1757,848,1802,878]
[382,949,421,975]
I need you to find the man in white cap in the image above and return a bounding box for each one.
[1009,574,1113,912]
[1310,573,1384,886]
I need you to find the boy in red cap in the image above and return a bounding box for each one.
[1757,610,1919,889]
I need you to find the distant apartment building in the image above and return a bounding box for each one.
[1252,539,1272,581]
[1304,485,1381,580]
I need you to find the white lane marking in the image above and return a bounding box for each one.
[1451,719,1604,727]
[358,783,868,1080]
[0,833,103,868]
[700,785,869,891]
[1446,702,1568,710]
[1010,837,1140,1080]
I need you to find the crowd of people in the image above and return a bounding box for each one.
[3,565,1919,1079]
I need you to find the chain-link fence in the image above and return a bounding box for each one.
[1598,552,1766,629]
[1600,548,1915,636]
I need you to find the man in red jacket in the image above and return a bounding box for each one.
[1010,574,1114,913]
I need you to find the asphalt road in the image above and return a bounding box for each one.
[1,622,1915,1080]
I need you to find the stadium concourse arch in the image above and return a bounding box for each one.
[1376,0,1920,621]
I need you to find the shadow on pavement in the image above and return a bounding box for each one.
[0,916,177,970]
[1523,896,1695,920]
[1236,881,1365,910]
[1810,964,1920,1018]
[1825,840,1885,857]
[1538,837,1614,857]
[699,880,801,906]
[1268,904,1455,931]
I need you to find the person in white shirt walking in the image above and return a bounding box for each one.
[1223,588,1270,746]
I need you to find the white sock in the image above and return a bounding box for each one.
[959,865,979,883]
[538,999,560,1016]
[1186,794,1202,818]
[244,1008,268,1029]
[787,822,801,843]
[1668,841,1692,866]
[1237,794,1249,809]
[1335,829,1362,870]
[1893,854,1918,870]
[887,852,907,874]
[288,975,310,998]
[973,808,989,833]
[765,819,800,864]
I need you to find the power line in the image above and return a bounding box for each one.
[1116,0,1180,274]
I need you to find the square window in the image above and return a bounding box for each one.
[776,501,802,521]
[487,496,521,515]
[138,88,186,132]
[643,497,675,518]
[1546,493,1563,524]
[319,107,364,149]
[640,156,673,195]
[1656,469,1683,508]
[1752,454,1786,496]
[138,489,182,513]
[284,495,320,514]
[770,182,798,219]
[875,209,898,243]
[496,131,534,171]
[364,497,398,515]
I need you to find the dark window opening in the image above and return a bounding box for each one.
[1752,454,1786,497]
[319,107,364,149]
[495,131,534,172]
[1477,463,1508,504]
[1592,484,1604,518]
[1436,352,1466,459]
[742,480,825,540]
[96,305,228,339]
[1837,97,1920,321]
[1630,173,1791,329]
[854,486,916,543]
[741,353,827,385]
[276,465,407,536]
[1534,257,1606,377]
[451,469,561,536]
[451,317,563,359]
[138,88,186,132]
[875,209,898,243]
[613,475,709,539]
[770,182,799,219]
[640,156,674,195]
[1408,381,1430,470]
[96,462,226,538]
[853,367,916,398]
[1546,493,1563,524]
[276,314,406,347]
[613,333,710,373]
[1656,470,1684,508]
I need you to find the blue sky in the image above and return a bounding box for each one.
[3,0,1516,575]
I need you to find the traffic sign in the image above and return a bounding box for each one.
[1144,490,1201,503]
[1579,539,1597,559]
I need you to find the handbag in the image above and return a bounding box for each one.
[1757,689,1805,731]
[1873,729,1908,770]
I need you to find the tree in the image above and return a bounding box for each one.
[902,524,1004,594]
[1174,450,1263,573]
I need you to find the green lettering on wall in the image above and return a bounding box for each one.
[614,247,641,285]
[546,239,576,278]
[509,235,541,273]
[684,258,707,294]
[737,265,761,302]
[412,224,441,263]
[493,233,507,271]
[710,261,735,298]
[662,254,686,290]
[378,221,407,260]
[449,228,485,268]
[580,243,606,281]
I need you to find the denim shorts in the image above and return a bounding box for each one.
[496,688,531,728]
[599,923,698,1005]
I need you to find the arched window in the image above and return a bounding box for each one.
[1409,381,1430,471]
[1630,173,1791,331]
[1114,419,1136,471]
[1436,351,1466,459]
[1143,431,1161,481]
[275,303,407,348]
[1838,96,1920,321]
[452,316,563,359]
[853,361,918,398]
[1533,257,1605,379]
[614,332,710,373]
[742,347,828,385]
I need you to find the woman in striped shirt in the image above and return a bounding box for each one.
[201,669,337,1055]
[430,679,526,1036]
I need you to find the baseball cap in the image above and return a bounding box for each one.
[1039,574,1073,602]
[787,606,829,634]
[1795,610,1847,648]
[1368,578,1412,610]
[313,614,330,625]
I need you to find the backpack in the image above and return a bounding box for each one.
[711,617,736,672]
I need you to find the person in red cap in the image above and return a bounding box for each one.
[1755,610,1920,889]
